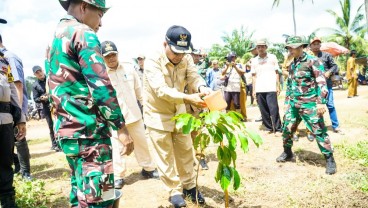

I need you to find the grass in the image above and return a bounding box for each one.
[27,137,49,145]
[335,140,368,167]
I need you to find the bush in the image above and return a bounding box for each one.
[14,175,52,208]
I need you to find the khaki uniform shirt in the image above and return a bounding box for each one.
[143,52,206,132]
[107,62,143,125]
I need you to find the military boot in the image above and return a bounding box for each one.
[0,192,17,208]
[276,147,293,162]
[325,154,337,175]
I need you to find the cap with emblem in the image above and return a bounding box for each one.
[285,36,308,49]
[101,41,118,56]
[32,65,42,74]
[58,0,110,12]
[165,25,192,54]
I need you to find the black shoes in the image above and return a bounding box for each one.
[21,172,33,181]
[276,147,294,162]
[0,192,17,208]
[169,195,186,208]
[199,159,209,170]
[114,179,125,189]
[255,116,262,122]
[325,154,337,175]
[51,145,61,152]
[183,187,205,204]
[141,169,159,179]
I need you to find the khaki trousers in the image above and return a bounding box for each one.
[147,127,196,196]
[111,119,156,179]
[239,86,247,119]
[347,78,358,97]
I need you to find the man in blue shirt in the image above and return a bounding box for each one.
[0,34,32,181]
[206,60,223,91]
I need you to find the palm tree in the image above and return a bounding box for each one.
[272,0,314,35]
[315,0,365,50]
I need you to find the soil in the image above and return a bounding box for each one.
[26,86,368,208]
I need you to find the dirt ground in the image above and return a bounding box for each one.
[26,86,368,208]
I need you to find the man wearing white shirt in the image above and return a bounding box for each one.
[251,39,282,133]
[101,41,158,189]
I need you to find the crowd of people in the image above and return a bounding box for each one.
[0,0,364,207]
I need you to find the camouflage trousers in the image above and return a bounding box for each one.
[60,138,115,208]
[282,103,333,155]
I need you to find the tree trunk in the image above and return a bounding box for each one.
[365,0,368,34]
[292,0,297,35]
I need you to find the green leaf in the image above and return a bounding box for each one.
[193,133,202,150]
[200,134,210,150]
[238,132,249,153]
[245,128,263,147]
[232,168,241,190]
[220,165,232,190]
[174,113,192,131]
[217,146,224,161]
[215,162,223,182]
[208,111,221,125]
[192,119,202,131]
[228,134,237,151]
[227,111,243,122]
[230,149,237,165]
[182,117,193,134]
[222,146,232,166]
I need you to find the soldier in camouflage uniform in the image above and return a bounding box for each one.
[276,36,337,175]
[48,1,133,207]
[1,17,27,208]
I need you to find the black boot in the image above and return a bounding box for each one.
[276,147,293,162]
[325,154,337,175]
[14,138,32,180]
[0,192,17,208]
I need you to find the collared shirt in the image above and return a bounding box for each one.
[48,15,125,140]
[107,62,143,125]
[0,47,28,114]
[0,53,26,124]
[288,52,328,107]
[143,51,206,132]
[135,67,144,85]
[206,67,223,91]
[251,53,279,93]
[315,51,338,88]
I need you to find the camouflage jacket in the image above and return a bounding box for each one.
[48,15,125,140]
[287,52,328,108]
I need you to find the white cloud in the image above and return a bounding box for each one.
[0,0,365,78]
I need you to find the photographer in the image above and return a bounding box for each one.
[32,65,59,151]
[221,52,245,113]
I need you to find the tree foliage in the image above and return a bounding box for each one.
[173,111,263,207]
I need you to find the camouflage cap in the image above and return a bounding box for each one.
[285,36,308,49]
[246,41,257,52]
[59,0,110,12]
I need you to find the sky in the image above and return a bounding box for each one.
[0,0,365,77]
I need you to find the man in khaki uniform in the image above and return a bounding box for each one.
[101,41,158,189]
[346,50,358,98]
[143,25,210,208]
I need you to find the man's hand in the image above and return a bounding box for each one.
[40,95,48,101]
[184,93,207,108]
[117,126,134,156]
[16,123,26,141]
[317,104,326,116]
[324,71,331,78]
[199,86,212,96]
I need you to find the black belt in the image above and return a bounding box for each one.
[0,102,11,113]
